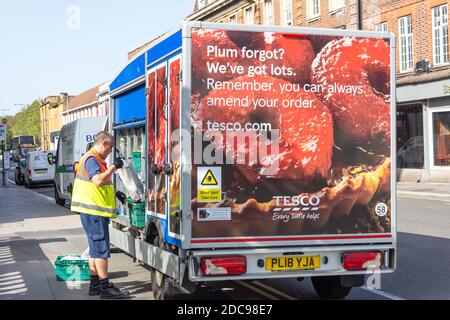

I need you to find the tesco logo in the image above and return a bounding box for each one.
[273,195,321,207]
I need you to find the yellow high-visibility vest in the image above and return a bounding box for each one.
[71,149,117,219]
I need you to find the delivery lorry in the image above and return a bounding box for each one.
[108,21,396,299]
[54,116,109,206]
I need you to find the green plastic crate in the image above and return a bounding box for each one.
[55,255,90,281]
[128,200,146,228]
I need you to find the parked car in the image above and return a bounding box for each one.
[23,150,56,188]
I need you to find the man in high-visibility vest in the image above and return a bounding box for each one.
[71,131,129,299]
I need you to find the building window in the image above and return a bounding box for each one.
[398,15,413,72]
[329,0,344,13]
[397,104,424,169]
[432,4,449,65]
[282,0,293,26]
[230,15,237,24]
[264,0,274,25]
[307,0,320,19]
[432,110,450,167]
[376,21,388,32]
[245,7,254,25]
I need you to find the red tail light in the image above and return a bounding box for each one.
[200,256,247,276]
[343,251,383,270]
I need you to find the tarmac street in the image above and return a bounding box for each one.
[0,170,449,300]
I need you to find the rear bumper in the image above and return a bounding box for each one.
[188,244,396,282]
[28,178,54,185]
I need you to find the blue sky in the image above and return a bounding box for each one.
[0,0,195,115]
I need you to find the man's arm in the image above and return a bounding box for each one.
[91,165,117,187]
[85,157,119,187]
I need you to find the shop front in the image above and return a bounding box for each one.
[397,74,450,182]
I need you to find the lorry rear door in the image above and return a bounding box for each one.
[187,25,395,249]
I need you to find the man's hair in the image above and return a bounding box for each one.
[94,131,114,146]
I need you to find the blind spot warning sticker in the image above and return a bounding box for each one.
[201,169,218,185]
[198,167,221,202]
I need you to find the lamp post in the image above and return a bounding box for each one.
[0,107,11,186]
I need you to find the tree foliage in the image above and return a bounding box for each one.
[7,100,42,147]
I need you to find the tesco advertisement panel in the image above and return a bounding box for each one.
[190,28,392,240]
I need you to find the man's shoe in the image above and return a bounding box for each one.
[88,284,100,296]
[100,282,130,299]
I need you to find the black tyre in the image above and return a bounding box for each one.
[311,276,352,300]
[150,236,176,300]
[55,185,65,206]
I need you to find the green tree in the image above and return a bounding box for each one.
[9,100,42,147]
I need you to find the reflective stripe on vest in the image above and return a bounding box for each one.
[70,149,117,219]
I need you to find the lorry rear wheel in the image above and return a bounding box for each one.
[311,276,352,299]
[150,236,176,300]
[54,185,65,206]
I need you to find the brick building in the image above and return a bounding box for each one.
[40,93,73,151]
[188,0,360,28]
[361,0,450,182]
[62,82,110,125]
[187,0,450,182]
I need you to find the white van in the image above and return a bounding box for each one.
[24,150,56,188]
[54,116,108,206]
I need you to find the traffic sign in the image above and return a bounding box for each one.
[1,118,7,125]
[0,125,5,141]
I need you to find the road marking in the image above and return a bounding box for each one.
[21,187,55,204]
[8,178,56,204]
[251,280,297,300]
[361,286,405,300]
[235,280,280,300]
[33,192,55,204]
[0,272,20,278]
[0,275,22,281]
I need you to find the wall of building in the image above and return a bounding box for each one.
[40,95,71,151]
[190,0,450,182]
[199,0,358,28]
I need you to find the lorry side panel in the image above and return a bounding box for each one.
[167,55,182,239]
[145,29,183,247]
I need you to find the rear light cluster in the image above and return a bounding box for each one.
[343,251,384,270]
[200,256,247,276]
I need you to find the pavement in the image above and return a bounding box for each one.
[397,181,450,202]
[1,172,449,300]
[0,182,153,300]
